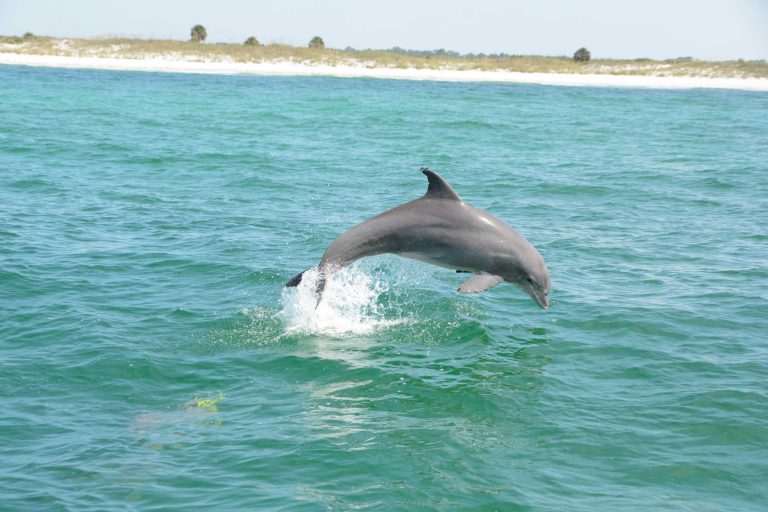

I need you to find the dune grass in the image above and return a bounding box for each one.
[1,35,767,79]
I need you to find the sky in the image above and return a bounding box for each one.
[0,0,766,60]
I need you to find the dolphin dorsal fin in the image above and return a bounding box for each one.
[421,168,462,201]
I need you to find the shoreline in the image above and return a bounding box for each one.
[2,52,768,91]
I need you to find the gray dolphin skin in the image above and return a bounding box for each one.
[286,168,551,309]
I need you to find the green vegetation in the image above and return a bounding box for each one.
[573,47,591,62]
[190,25,207,43]
[308,36,325,49]
[244,36,260,47]
[0,35,766,79]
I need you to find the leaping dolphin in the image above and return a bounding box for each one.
[286,168,551,309]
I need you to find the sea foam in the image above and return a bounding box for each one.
[279,266,404,336]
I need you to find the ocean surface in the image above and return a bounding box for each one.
[1,64,767,511]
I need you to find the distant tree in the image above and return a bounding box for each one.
[190,24,207,43]
[23,32,35,39]
[573,47,591,62]
[308,36,325,49]
[244,36,260,47]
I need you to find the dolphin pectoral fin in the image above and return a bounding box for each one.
[458,272,503,293]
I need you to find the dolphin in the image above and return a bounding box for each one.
[286,168,551,309]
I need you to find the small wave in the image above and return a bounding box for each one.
[279,266,407,336]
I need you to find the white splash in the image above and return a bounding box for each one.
[280,266,404,336]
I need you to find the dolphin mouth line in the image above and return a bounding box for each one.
[515,283,549,310]
[521,283,549,310]
[532,288,550,309]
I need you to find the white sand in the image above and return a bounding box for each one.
[1,52,767,91]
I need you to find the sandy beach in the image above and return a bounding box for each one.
[1,51,767,91]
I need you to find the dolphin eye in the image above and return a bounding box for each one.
[525,277,534,285]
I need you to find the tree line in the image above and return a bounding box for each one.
[190,25,589,61]
[190,24,324,49]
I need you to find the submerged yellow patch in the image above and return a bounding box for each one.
[191,394,224,412]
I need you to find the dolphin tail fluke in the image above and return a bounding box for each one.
[314,274,327,309]
[285,268,327,308]
[285,268,310,287]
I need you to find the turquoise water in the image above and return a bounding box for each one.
[1,64,767,511]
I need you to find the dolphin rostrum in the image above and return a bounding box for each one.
[286,168,551,309]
